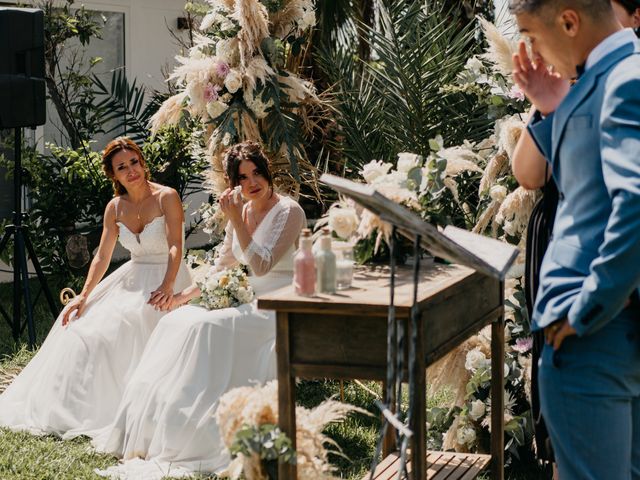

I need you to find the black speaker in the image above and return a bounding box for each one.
[0,7,46,128]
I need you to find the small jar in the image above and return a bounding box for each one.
[333,241,355,290]
[315,228,336,294]
[293,229,316,296]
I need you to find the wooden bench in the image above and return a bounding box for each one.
[364,451,491,480]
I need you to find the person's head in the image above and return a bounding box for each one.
[509,0,621,78]
[101,137,149,196]
[612,0,640,29]
[223,141,274,202]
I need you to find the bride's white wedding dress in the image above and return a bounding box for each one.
[0,216,191,438]
[93,195,305,479]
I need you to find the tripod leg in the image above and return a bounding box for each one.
[12,228,21,343]
[16,230,36,349]
[23,231,59,320]
[0,228,11,256]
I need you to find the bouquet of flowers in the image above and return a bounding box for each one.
[196,265,255,310]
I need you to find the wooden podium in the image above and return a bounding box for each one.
[258,263,506,480]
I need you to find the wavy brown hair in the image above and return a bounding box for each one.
[101,137,149,196]
[223,141,274,192]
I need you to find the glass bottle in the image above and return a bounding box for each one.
[294,229,316,296]
[315,228,336,294]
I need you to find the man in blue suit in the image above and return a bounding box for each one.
[509,0,640,478]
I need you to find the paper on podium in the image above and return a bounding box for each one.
[320,174,519,280]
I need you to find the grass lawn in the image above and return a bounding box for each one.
[0,277,547,479]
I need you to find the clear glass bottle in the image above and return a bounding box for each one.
[294,229,316,296]
[315,228,336,294]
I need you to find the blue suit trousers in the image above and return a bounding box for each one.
[539,306,640,480]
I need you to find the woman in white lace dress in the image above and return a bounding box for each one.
[93,141,305,479]
[0,137,191,438]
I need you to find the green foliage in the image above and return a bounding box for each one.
[142,126,208,201]
[315,1,493,173]
[91,69,165,143]
[230,423,296,475]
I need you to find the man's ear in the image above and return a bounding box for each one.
[632,9,640,29]
[558,9,580,37]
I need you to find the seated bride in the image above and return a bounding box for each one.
[92,141,306,478]
[0,137,191,438]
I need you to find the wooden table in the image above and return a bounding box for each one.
[257,263,505,480]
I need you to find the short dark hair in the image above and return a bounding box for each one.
[614,0,640,15]
[509,0,613,16]
[223,141,274,190]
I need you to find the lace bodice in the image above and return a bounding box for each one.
[117,216,171,262]
[214,196,306,284]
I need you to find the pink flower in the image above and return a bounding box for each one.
[508,84,525,102]
[215,61,230,78]
[204,83,221,102]
[513,337,533,353]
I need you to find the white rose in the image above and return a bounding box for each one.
[224,69,243,94]
[465,348,489,372]
[206,100,229,120]
[328,207,359,240]
[456,426,476,446]
[396,152,422,173]
[360,160,392,184]
[236,286,254,304]
[489,185,507,202]
[469,399,486,421]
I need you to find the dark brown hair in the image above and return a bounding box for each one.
[223,141,274,190]
[509,0,613,16]
[101,137,149,196]
[614,0,640,15]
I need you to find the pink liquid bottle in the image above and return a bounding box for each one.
[294,229,316,296]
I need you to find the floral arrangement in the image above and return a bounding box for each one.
[317,149,448,263]
[195,265,255,310]
[229,423,296,480]
[430,18,539,465]
[215,381,366,480]
[151,0,318,196]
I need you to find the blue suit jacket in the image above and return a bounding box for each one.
[528,39,640,336]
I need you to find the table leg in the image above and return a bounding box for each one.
[491,300,505,480]
[381,379,397,456]
[410,316,426,480]
[277,311,297,480]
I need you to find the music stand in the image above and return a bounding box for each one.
[320,173,518,480]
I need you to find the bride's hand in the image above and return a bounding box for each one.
[161,292,189,311]
[219,187,243,225]
[62,294,87,326]
[149,283,173,310]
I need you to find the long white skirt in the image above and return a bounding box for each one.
[0,259,192,439]
[93,301,277,479]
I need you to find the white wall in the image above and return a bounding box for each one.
[78,0,188,91]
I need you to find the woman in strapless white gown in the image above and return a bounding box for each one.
[0,137,191,438]
[93,141,305,479]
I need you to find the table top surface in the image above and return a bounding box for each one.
[257,262,486,315]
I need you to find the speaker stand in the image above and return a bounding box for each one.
[0,128,58,348]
